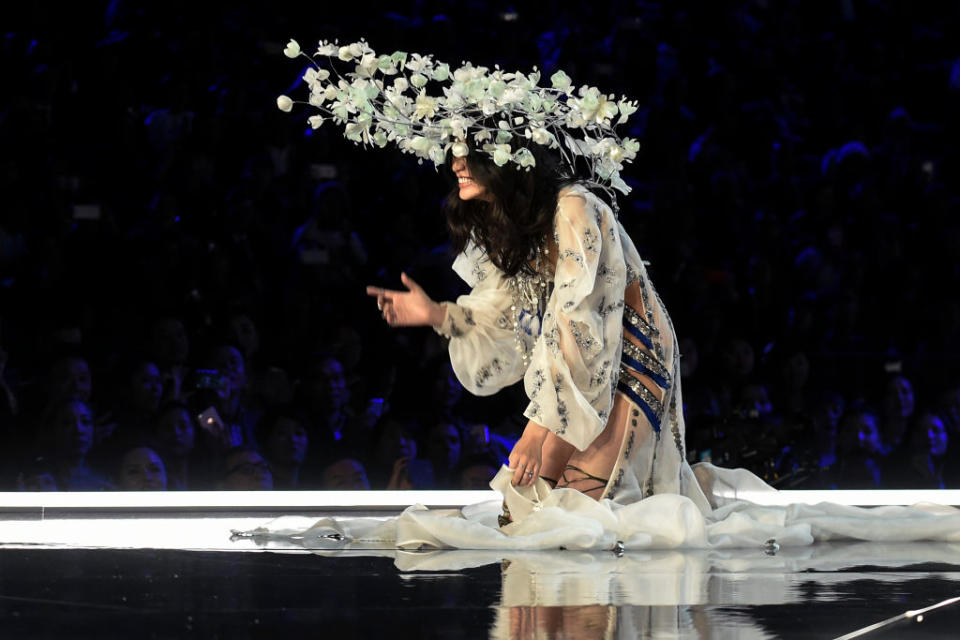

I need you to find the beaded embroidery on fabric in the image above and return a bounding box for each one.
[505,244,554,368]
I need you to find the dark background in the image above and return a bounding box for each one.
[0,1,958,491]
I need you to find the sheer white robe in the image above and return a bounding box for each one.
[435,184,701,507]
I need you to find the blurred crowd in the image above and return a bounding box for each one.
[0,1,958,491]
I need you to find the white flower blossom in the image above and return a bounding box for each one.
[356,53,378,78]
[283,40,301,58]
[278,38,639,195]
[514,148,536,168]
[449,115,470,139]
[550,70,572,91]
[413,92,438,120]
[405,53,432,73]
[316,41,337,56]
[491,145,512,166]
[617,99,638,124]
[432,63,450,81]
[408,136,432,155]
[303,67,330,86]
[410,73,428,89]
[531,127,555,146]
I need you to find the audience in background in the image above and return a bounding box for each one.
[0,2,957,490]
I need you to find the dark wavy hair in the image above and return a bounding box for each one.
[443,140,566,277]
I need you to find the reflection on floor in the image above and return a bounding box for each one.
[1,539,958,638]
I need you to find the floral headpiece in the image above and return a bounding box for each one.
[276,38,640,199]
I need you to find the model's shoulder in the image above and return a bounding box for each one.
[556,184,612,223]
[558,183,589,202]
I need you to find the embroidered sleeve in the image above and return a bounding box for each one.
[523,188,627,450]
[436,255,525,396]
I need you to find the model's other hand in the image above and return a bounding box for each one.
[366,273,444,327]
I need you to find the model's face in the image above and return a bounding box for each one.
[451,156,488,201]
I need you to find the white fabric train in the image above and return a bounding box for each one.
[239,464,960,551]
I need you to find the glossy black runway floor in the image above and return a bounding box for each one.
[2,544,959,639]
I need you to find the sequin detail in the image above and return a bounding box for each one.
[621,340,672,389]
[616,367,664,433]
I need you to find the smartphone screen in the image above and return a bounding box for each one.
[197,406,226,439]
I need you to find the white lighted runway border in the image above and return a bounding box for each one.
[0,488,958,512]
[0,490,957,552]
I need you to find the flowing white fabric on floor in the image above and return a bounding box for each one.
[238,463,960,551]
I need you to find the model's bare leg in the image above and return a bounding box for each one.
[540,432,576,487]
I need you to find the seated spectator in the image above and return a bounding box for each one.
[935,381,960,438]
[427,359,465,425]
[256,406,309,489]
[461,422,511,465]
[678,336,721,420]
[320,455,371,490]
[208,342,261,448]
[186,349,258,453]
[425,421,462,488]
[109,359,164,440]
[770,344,812,417]
[147,316,191,403]
[835,405,884,488]
[224,312,294,409]
[735,381,776,422]
[115,445,168,491]
[217,447,273,490]
[886,411,949,489]
[814,390,845,464]
[454,452,502,490]
[38,399,112,490]
[369,419,422,489]
[879,373,916,455]
[295,353,359,449]
[709,335,757,415]
[44,354,93,405]
[152,402,197,490]
[15,456,58,491]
